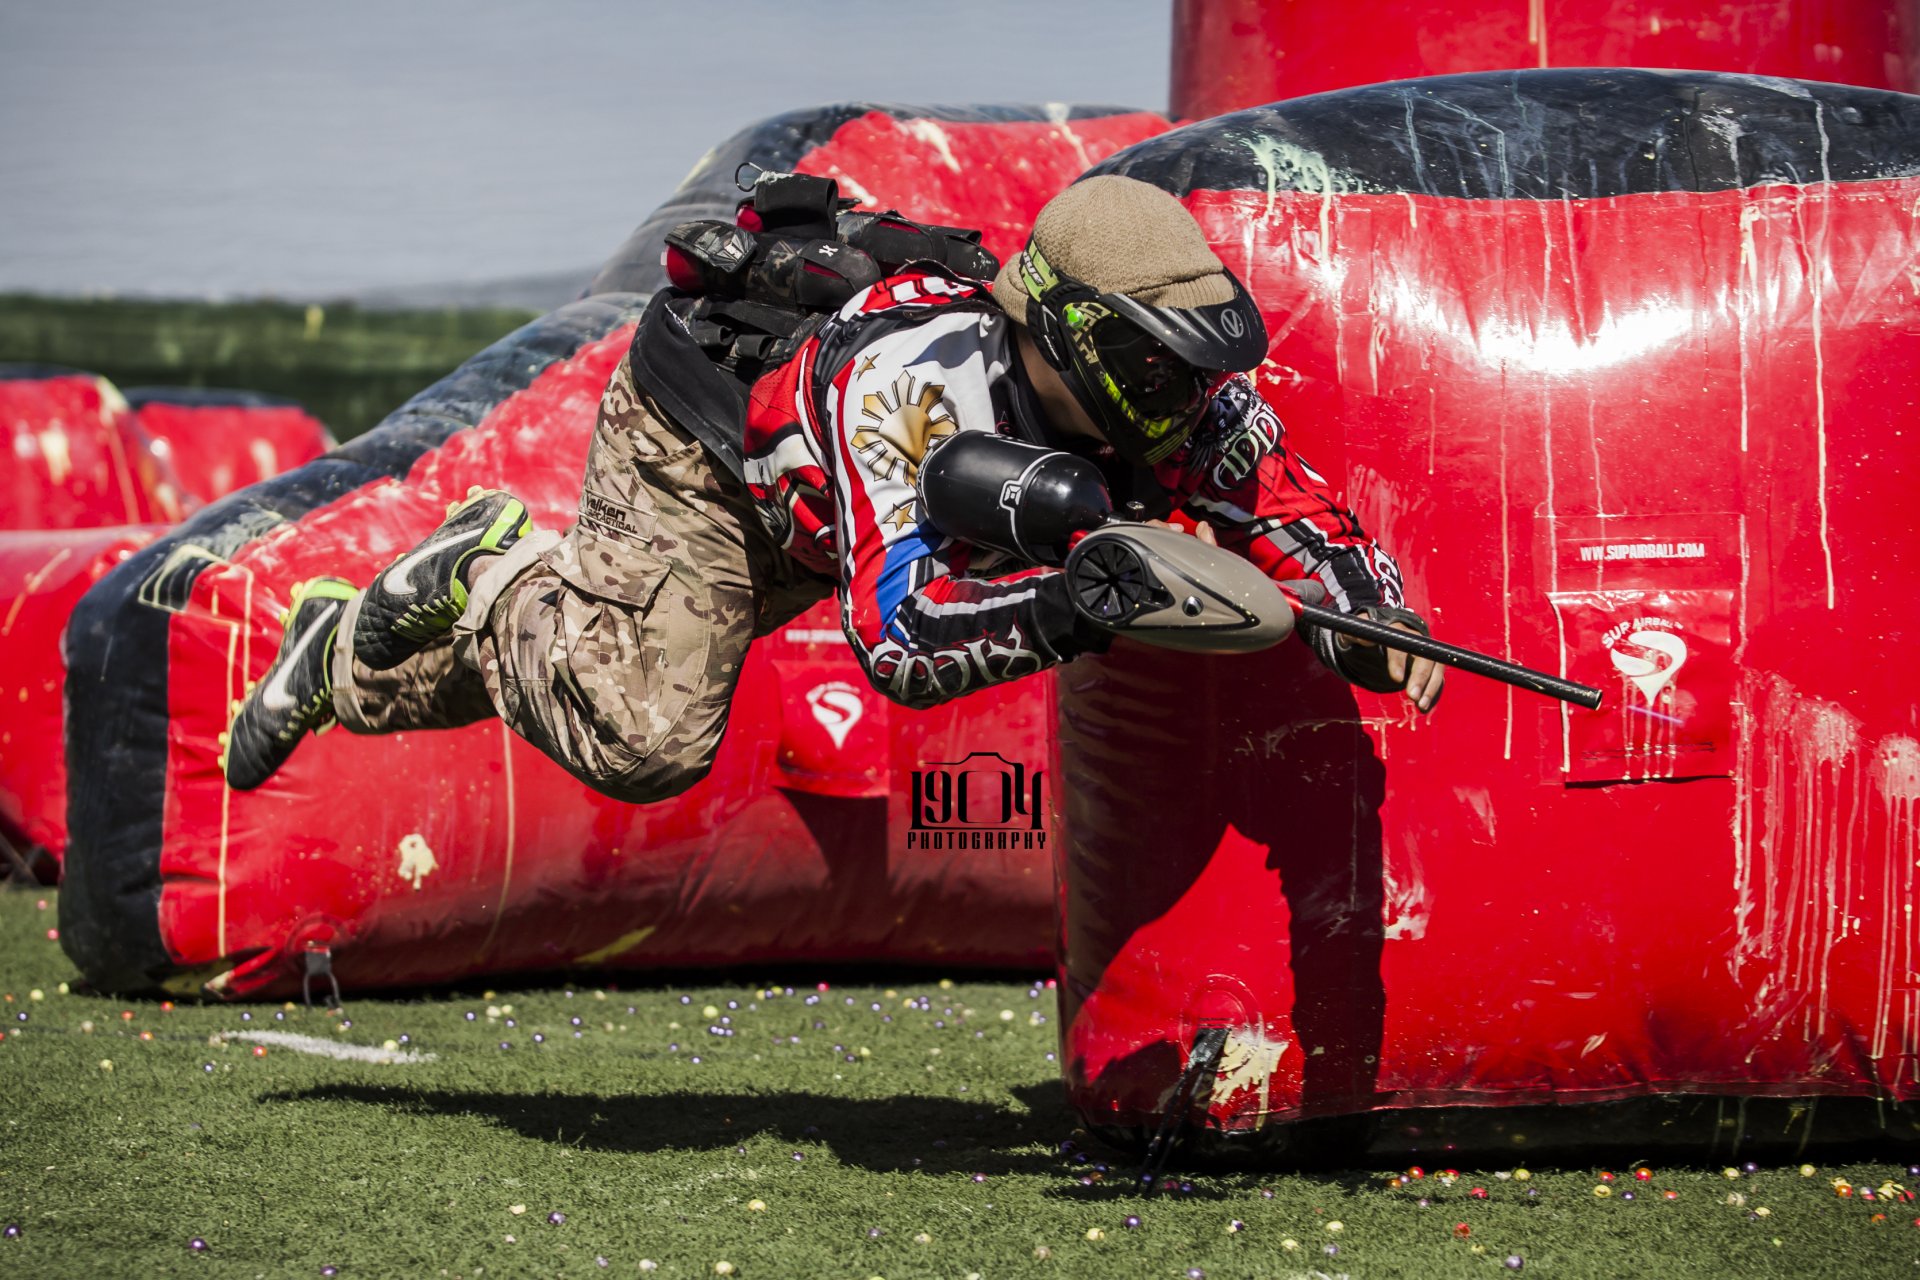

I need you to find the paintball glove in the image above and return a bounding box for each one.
[1302,603,1431,693]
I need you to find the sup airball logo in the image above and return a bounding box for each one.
[907,751,1046,850]
[1603,617,1687,705]
[805,680,865,749]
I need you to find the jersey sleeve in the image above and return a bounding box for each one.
[818,300,1101,709]
[1166,376,1406,612]
[1164,377,1417,690]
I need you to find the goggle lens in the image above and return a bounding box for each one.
[1095,322,1202,415]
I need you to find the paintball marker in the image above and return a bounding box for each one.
[917,432,1604,710]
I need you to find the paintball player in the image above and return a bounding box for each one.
[223,175,1441,797]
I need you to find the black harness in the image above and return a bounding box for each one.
[627,171,1001,482]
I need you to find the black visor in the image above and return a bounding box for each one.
[1090,316,1214,420]
[1101,278,1268,373]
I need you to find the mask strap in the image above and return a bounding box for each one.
[1016,241,1088,373]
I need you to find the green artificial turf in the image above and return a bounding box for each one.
[3,887,1916,1279]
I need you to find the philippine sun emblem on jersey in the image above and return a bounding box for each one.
[852,374,957,484]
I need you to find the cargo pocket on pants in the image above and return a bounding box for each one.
[546,531,712,772]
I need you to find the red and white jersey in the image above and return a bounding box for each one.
[742,269,1404,708]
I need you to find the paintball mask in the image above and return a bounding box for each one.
[1014,240,1268,466]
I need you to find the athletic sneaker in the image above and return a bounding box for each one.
[222,576,357,791]
[352,487,532,670]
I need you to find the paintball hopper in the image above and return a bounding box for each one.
[1064,523,1296,652]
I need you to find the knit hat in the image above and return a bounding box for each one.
[992,175,1235,323]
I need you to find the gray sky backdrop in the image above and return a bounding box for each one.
[0,1,1170,300]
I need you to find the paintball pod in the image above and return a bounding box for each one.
[917,432,1604,710]
[663,169,1000,313]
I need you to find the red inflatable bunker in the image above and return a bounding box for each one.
[1,366,186,531]
[1172,0,1920,119]
[3,373,332,883]
[1056,70,1920,1157]
[59,104,1174,999]
[0,526,164,881]
[126,387,334,508]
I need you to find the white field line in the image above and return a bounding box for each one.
[223,1030,437,1064]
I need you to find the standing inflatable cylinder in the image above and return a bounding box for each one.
[1172,0,1920,119]
[1055,70,1920,1157]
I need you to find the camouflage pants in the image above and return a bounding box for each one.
[330,353,825,803]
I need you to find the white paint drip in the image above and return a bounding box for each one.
[248,438,279,481]
[1212,1029,1290,1120]
[1808,104,1835,609]
[224,1030,436,1064]
[1044,102,1091,170]
[93,377,143,522]
[1730,518,1754,946]
[36,423,75,484]
[1697,109,1746,156]
[1240,132,1339,259]
[1872,737,1920,1060]
[1538,200,1569,773]
[1380,839,1431,942]
[1499,375,1512,761]
[96,377,129,418]
[1425,385,1437,476]
[1737,203,1763,452]
[830,169,877,208]
[903,119,961,174]
[397,832,438,890]
[1704,98,1755,424]
[1908,194,1920,300]
[1460,786,1498,845]
[1878,738,1920,800]
[1732,675,1919,1065]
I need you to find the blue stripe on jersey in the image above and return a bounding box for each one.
[876,523,944,644]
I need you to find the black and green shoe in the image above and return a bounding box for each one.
[222,576,357,791]
[352,487,532,671]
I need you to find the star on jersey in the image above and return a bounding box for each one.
[851,373,956,484]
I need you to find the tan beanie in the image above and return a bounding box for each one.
[992,175,1234,323]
